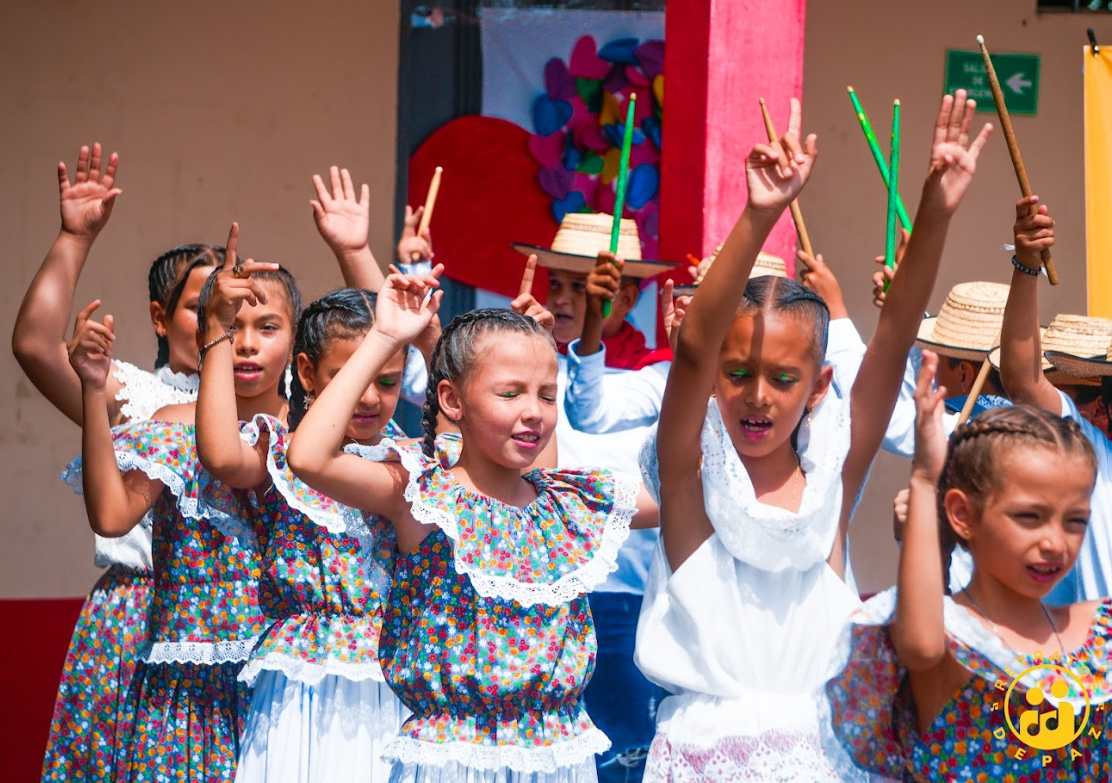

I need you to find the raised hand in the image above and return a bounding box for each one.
[397,205,434,265]
[912,350,948,483]
[311,167,371,255]
[745,98,817,215]
[892,487,911,544]
[870,229,910,309]
[67,300,115,389]
[1013,195,1054,270]
[661,279,691,354]
[375,264,445,345]
[509,254,554,331]
[920,90,993,216]
[205,223,280,333]
[586,252,622,317]
[59,143,122,239]
[796,250,847,319]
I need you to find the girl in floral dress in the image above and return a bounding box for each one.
[287,266,657,783]
[63,223,302,783]
[13,142,226,782]
[195,287,415,782]
[633,93,992,783]
[825,355,1111,782]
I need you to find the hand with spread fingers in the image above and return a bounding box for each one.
[205,223,280,335]
[312,166,371,258]
[67,299,116,390]
[746,98,817,215]
[374,264,445,347]
[920,89,993,216]
[509,254,554,332]
[59,143,122,240]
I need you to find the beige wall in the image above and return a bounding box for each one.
[0,0,400,597]
[803,1,1112,593]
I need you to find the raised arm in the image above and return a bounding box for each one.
[659,99,815,490]
[891,351,949,670]
[844,93,992,495]
[288,268,444,536]
[311,166,386,291]
[69,300,160,536]
[13,143,125,426]
[998,195,1060,412]
[195,224,279,489]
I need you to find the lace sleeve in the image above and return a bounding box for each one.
[112,360,198,422]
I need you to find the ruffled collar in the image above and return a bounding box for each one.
[392,438,636,607]
[698,390,851,572]
[154,364,200,394]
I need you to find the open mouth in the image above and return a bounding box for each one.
[1027,563,1063,584]
[234,363,263,379]
[739,416,773,440]
[511,431,541,449]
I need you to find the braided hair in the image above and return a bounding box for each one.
[740,275,830,365]
[196,264,302,339]
[936,405,1097,594]
[422,309,555,457]
[288,289,378,431]
[148,244,224,368]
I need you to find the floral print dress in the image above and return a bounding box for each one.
[363,436,637,783]
[67,419,265,783]
[825,588,1112,783]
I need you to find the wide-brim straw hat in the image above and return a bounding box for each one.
[1045,322,1112,379]
[915,281,1010,362]
[988,314,1112,386]
[672,245,787,296]
[512,213,677,279]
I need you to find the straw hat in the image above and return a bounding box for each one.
[673,245,788,295]
[915,281,1010,361]
[1044,316,1112,380]
[988,314,1112,386]
[512,213,677,279]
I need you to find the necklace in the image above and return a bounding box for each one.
[962,587,1067,661]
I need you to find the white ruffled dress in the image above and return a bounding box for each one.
[233,415,410,783]
[635,393,868,783]
[358,436,637,783]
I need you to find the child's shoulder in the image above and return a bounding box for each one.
[150,402,197,425]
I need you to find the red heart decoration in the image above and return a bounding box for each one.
[568,36,609,80]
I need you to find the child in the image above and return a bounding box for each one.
[195,285,411,782]
[12,143,224,782]
[64,223,300,782]
[826,355,1110,781]
[635,93,991,781]
[287,269,657,782]
[999,196,1112,603]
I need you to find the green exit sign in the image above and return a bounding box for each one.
[944,49,1040,115]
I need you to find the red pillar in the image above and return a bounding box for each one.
[659,0,808,269]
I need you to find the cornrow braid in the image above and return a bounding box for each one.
[421,308,555,457]
[936,404,1097,594]
[148,244,224,368]
[288,289,378,431]
[741,275,830,365]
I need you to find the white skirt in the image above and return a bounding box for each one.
[236,669,407,783]
[386,759,598,783]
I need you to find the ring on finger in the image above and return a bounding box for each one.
[231,264,247,279]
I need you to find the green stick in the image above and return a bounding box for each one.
[848,87,911,232]
[884,99,901,291]
[602,93,637,318]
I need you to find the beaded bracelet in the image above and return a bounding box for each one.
[1011,254,1041,276]
[197,330,234,370]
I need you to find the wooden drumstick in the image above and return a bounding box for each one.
[956,352,995,426]
[411,166,443,261]
[976,35,1059,285]
[759,98,814,258]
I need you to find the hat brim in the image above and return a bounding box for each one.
[1044,350,1112,380]
[511,243,678,279]
[914,316,995,362]
[986,345,1098,386]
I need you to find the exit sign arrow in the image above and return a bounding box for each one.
[1006,73,1033,95]
[944,49,1040,116]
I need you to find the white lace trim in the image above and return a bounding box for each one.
[238,651,386,686]
[240,414,366,536]
[144,636,259,665]
[113,360,198,423]
[830,588,1112,707]
[383,727,611,772]
[651,394,850,572]
[396,444,637,607]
